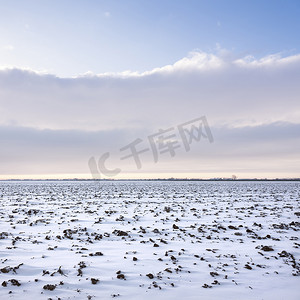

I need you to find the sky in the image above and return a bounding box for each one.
[0,0,299,179]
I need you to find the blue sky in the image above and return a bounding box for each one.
[0,1,300,179]
[1,0,300,76]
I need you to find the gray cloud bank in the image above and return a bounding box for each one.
[0,51,299,177]
[0,121,299,177]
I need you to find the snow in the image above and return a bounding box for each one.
[0,180,299,299]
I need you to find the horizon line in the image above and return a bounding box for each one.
[1,178,300,182]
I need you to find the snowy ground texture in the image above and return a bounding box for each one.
[0,181,299,300]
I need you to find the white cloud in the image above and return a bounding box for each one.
[234,53,300,68]
[1,50,299,178]
[104,11,111,18]
[0,51,299,132]
[83,51,225,78]
[74,51,300,78]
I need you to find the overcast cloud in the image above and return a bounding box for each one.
[1,51,299,178]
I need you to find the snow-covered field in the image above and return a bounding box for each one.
[0,180,299,300]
